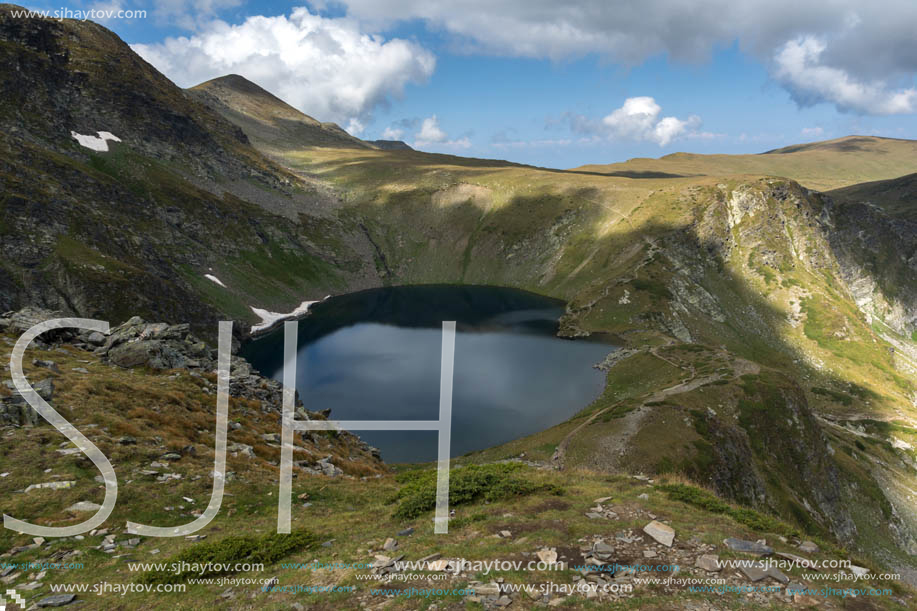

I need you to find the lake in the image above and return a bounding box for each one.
[241,285,616,462]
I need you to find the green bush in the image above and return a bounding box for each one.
[659,483,798,537]
[136,529,318,584]
[391,463,563,520]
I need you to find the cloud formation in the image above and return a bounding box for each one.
[774,37,916,115]
[132,7,435,126]
[333,0,917,115]
[413,115,471,149]
[568,97,704,146]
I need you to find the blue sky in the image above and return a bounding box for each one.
[24,1,917,168]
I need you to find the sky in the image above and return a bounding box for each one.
[23,0,917,168]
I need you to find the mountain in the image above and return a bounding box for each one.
[575,135,917,191]
[0,6,383,338]
[369,139,414,151]
[1,5,917,603]
[188,74,376,153]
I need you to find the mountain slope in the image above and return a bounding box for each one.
[188,74,376,154]
[0,6,383,337]
[575,135,917,191]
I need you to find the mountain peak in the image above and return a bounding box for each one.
[189,74,375,151]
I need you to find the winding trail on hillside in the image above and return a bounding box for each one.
[552,344,699,469]
[552,344,759,471]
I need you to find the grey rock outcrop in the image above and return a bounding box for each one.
[0,377,52,426]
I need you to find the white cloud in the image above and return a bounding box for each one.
[346,118,366,136]
[570,97,702,147]
[334,0,917,116]
[774,36,916,115]
[417,116,448,143]
[413,115,471,149]
[801,126,824,138]
[132,7,436,127]
[381,126,404,139]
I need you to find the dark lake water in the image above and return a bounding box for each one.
[242,285,616,462]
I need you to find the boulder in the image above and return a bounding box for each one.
[723,537,773,555]
[695,554,721,572]
[67,501,103,513]
[797,540,819,554]
[643,520,675,547]
[1,378,52,426]
[36,593,76,607]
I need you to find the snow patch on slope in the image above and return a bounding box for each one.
[250,296,330,333]
[71,130,122,152]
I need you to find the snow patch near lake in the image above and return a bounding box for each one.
[71,130,122,152]
[250,296,330,333]
[204,274,227,288]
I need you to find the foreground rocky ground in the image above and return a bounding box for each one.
[0,308,912,609]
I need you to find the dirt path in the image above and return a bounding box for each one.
[553,345,702,469]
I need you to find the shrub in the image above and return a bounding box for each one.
[391,463,563,520]
[136,529,318,584]
[659,483,798,537]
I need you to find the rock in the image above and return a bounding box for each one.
[7,308,60,335]
[585,512,604,519]
[849,565,869,577]
[536,548,558,564]
[592,541,614,557]
[160,452,182,461]
[695,554,721,572]
[71,367,89,374]
[723,537,773,555]
[638,493,649,500]
[32,359,60,373]
[86,332,106,346]
[776,551,812,567]
[739,561,789,583]
[118,436,137,445]
[766,567,789,583]
[797,541,819,554]
[419,553,441,563]
[499,530,512,538]
[643,550,657,558]
[382,538,398,551]
[738,563,769,582]
[67,501,102,513]
[397,527,414,536]
[228,443,254,458]
[475,583,501,596]
[643,520,675,547]
[36,593,76,607]
[25,480,74,492]
[494,595,512,607]
[1,377,53,426]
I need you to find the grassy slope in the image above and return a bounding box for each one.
[2,331,912,609]
[574,136,917,191]
[254,144,917,577]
